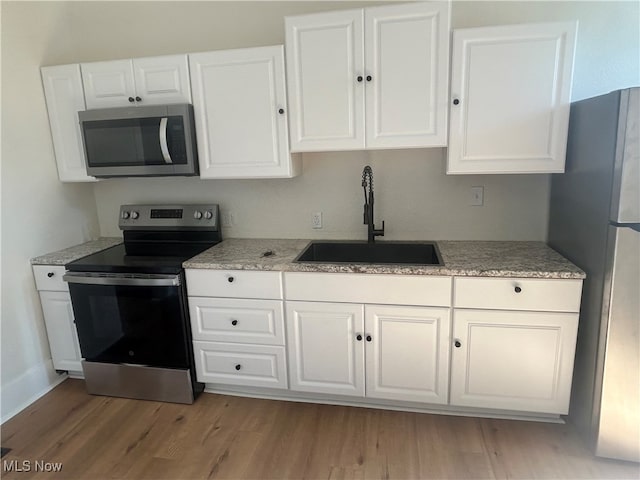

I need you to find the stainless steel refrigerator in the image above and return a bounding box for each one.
[548,87,639,462]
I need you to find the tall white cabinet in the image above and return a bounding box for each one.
[189,45,300,179]
[41,64,96,182]
[285,2,450,152]
[447,22,578,174]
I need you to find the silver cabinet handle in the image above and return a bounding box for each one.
[159,117,172,164]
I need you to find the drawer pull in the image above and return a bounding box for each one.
[47,272,55,278]
[227,276,235,283]
[454,340,462,348]
[231,319,238,326]
[514,286,522,293]
[235,364,242,371]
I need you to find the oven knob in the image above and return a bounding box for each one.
[121,211,130,220]
[130,211,139,220]
[204,210,213,220]
[193,211,203,219]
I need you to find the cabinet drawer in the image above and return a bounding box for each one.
[193,341,287,389]
[189,297,284,345]
[284,272,451,307]
[186,269,283,299]
[454,277,582,312]
[33,265,68,292]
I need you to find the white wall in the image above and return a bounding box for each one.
[0,2,100,421]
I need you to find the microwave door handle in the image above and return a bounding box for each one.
[159,117,173,164]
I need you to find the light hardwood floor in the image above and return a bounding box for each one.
[1,379,638,479]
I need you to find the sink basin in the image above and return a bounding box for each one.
[294,241,443,266]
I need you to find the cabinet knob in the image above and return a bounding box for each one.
[227,276,235,283]
[366,335,372,342]
[135,96,142,102]
[278,108,285,115]
[235,364,242,371]
[514,286,522,293]
[357,76,363,83]
[128,97,135,103]
[453,99,460,105]
[366,75,372,82]
[454,340,461,348]
[356,334,363,341]
[231,319,238,326]
[47,272,55,278]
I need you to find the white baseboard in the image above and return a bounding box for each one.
[1,359,68,424]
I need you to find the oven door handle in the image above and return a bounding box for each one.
[63,272,181,287]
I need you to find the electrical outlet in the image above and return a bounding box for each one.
[221,212,235,227]
[312,212,323,229]
[471,186,484,206]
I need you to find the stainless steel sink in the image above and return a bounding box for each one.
[294,241,443,266]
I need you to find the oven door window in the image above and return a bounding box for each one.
[69,283,189,369]
[82,116,188,167]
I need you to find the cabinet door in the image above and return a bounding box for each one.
[41,64,96,182]
[448,22,577,174]
[190,46,296,178]
[133,54,192,105]
[286,301,365,397]
[365,2,449,148]
[285,10,365,152]
[81,59,136,109]
[365,305,450,404]
[450,309,579,414]
[39,291,83,372]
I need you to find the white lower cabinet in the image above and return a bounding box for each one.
[186,269,288,389]
[286,301,365,396]
[366,305,450,404]
[193,341,287,389]
[450,276,582,414]
[450,309,579,414]
[32,265,83,373]
[286,301,451,403]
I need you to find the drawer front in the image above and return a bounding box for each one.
[186,269,283,299]
[189,297,284,345]
[454,277,583,312]
[284,272,452,307]
[33,265,68,292]
[193,341,287,389]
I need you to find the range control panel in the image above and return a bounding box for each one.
[119,204,220,230]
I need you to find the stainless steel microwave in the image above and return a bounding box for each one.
[78,104,199,178]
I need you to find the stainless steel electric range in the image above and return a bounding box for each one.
[63,204,221,404]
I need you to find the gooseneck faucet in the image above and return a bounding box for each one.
[361,166,385,243]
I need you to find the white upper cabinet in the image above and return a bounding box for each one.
[189,45,300,179]
[81,54,191,109]
[364,3,450,149]
[285,2,450,152]
[448,22,578,174]
[286,9,365,152]
[41,64,96,182]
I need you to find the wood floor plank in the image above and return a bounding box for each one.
[1,379,638,479]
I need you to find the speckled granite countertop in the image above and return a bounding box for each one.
[31,237,122,266]
[184,239,585,279]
